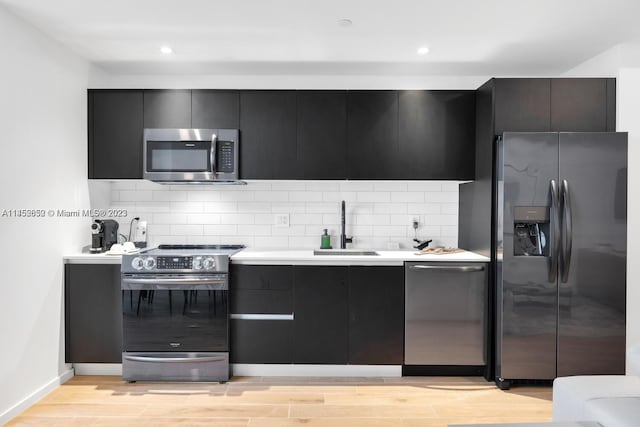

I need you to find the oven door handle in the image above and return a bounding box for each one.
[121,277,228,290]
[123,355,226,363]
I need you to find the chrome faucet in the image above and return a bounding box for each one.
[340,200,353,249]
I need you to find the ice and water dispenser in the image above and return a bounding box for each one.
[513,206,549,256]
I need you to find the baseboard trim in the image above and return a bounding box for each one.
[231,364,402,377]
[0,368,74,425]
[72,363,122,375]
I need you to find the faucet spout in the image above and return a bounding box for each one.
[340,200,353,249]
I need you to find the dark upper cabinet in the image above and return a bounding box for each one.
[89,90,143,179]
[191,90,240,129]
[348,267,404,364]
[550,78,608,131]
[347,91,400,179]
[398,91,475,180]
[494,78,551,134]
[297,91,348,179]
[293,266,349,364]
[65,264,122,363]
[239,91,300,179]
[143,90,191,128]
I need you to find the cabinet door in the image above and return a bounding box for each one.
[192,90,240,129]
[230,265,293,314]
[293,266,348,363]
[230,320,294,363]
[65,264,122,363]
[143,90,191,128]
[347,91,399,179]
[89,90,143,179]
[494,79,551,134]
[551,78,608,131]
[348,267,404,364]
[297,91,348,179]
[398,90,475,180]
[239,91,299,179]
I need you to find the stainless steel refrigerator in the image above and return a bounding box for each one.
[495,132,627,390]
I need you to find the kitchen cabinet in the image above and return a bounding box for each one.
[293,266,349,363]
[88,90,143,179]
[143,89,191,128]
[239,91,300,179]
[191,90,240,129]
[398,90,475,180]
[550,78,610,132]
[348,266,404,364]
[229,265,294,363]
[65,264,122,363]
[297,91,348,179]
[347,91,400,179]
[493,78,551,134]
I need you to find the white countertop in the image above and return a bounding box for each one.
[63,252,123,264]
[64,248,489,266]
[230,248,489,266]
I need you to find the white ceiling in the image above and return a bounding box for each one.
[2,0,640,75]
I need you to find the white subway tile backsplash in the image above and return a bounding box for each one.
[357,192,390,203]
[100,180,459,249]
[170,224,203,236]
[391,192,425,203]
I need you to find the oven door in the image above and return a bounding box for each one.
[121,274,228,352]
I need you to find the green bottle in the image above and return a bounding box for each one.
[320,229,332,249]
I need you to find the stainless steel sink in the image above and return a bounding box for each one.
[313,249,379,256]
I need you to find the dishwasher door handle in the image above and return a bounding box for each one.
[408,265,485,273]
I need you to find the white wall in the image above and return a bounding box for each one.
[566,44,640,369]
[105,180,460,250]
[0,6,92,423]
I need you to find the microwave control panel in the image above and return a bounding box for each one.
[217,141,235,173]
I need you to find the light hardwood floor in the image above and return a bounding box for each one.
[7,376,552,427]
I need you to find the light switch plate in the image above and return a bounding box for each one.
[274,213,290,228]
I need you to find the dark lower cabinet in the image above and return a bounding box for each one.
[89,90,143,179]
[65,264,122,363]
[293,266,349,363]
[230,265,295,364]
[230,320,294,363]
[348,267,404,364]
[229,265,404,365]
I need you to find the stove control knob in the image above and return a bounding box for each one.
[131,257,144,270]
[143,257,156,270]
[202,257,216,270]
[193,256,203,270]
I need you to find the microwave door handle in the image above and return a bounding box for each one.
[210,133,217,178]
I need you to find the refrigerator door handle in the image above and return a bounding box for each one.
[561,179,573,283]
[549,179,560,283]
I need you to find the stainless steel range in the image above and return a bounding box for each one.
[121,244,244,382]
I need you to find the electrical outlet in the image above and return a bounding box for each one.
[274,213,290,228]
[411,217,419,229]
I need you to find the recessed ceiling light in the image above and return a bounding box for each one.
[160,46,173,55]
[337,19,353,27]
[417,46,430,55]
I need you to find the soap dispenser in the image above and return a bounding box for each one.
[320,229,332,249]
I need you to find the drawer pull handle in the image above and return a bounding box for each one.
[409,265,485,273]
[230,313,294,321]
[123,355,225,363]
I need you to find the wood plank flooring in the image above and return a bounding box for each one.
[7,376,552,427]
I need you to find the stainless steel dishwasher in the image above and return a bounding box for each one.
[404,262,487,372]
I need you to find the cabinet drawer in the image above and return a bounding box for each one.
[230,265,293,313]
[230,319,294,363]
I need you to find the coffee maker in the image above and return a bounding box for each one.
[90,219,119,253]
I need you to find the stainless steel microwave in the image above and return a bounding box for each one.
[143,128,242,183]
